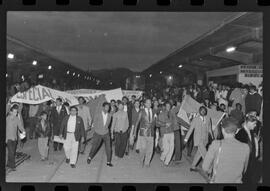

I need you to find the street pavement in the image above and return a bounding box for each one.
[6,139,206,183]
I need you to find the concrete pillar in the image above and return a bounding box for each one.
[196,71,205,86]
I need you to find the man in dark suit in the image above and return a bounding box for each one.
[235,113,259,183]
[87,102,113,167]
[50,98,68,151]
[122,96,133,155]
[134,99,156,167]
[59,106,85,168]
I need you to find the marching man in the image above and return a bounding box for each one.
[59,106,86,168]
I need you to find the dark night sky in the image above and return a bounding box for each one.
[7,12,240,72]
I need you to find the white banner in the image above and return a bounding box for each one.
[10,85,79,106]
[73,88,123,102]
[66,89,102,95]
[122,90,143,99]
[66,88,142,101]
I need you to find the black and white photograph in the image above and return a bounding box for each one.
[6,12,263,183]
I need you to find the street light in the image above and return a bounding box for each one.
[160,71,163,74]
[149,74,152,78]
[178,64,183,68]
[6,73,8,78]
[66,70,70,75]
[7,53,14,59]
[226,46,236,53]
[48,65,52,70]
[73,72,76,76]
[32,60,37,66]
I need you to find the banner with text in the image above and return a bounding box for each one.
[73,88,123,102]
[66,89,142,101]
[10,85,79,106]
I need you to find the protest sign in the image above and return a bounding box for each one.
[177,95,225,130]
[122,90,143,99]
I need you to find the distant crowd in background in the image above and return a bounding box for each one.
[6,80,263,183]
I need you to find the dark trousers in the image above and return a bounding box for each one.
[115,131,128,158]
[243,158,260,184]
[187,132,194,156]
[174,130,182,161]
[28,117,37,138]
[7,140,17,168]
[89,132,112,163]
[53,142,63,151]
[125,128,131,153]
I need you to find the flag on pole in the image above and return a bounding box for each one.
[177,95,225,130]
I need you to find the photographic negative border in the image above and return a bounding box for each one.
[0,0,269,191]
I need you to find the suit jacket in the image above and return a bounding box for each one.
[156,110,174,136]
[50,105,68,135]
[60,115,86,142]
[35,119,51,138]
[185,115,212,146]
[202,138,250,183]
[131,108,140,126]
[126,102,133,129]
[235,128,256,162]
[93,111,112,135]
[135,108,156,137]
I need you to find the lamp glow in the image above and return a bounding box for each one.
[226,46,236,53]
[32,60,37,66]
[7,53,14,59]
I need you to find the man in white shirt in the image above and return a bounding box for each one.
[59,106,85,168]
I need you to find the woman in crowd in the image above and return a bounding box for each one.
[35,111,51,161]
[184,106,213,171]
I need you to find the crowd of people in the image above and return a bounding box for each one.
[6,80,263,183]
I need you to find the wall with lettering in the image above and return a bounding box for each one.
[238,65,263,87]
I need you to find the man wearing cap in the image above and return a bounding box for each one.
[59,106,85,168]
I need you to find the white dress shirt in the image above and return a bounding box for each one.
[102,111,108,126]
[145,108,152,122]
[67,115,76,133]
[124,105,128,112]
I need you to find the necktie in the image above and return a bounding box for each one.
[250,130,256,157]
[148,109,151,122]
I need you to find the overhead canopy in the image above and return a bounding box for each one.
[143,12,262,75]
